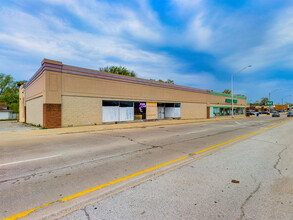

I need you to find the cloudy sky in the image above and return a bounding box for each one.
[0,0,293,104]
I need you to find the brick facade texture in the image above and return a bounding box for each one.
[43,104,61,128]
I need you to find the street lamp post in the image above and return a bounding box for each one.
[281,95,291,112]
[231,65,252,118]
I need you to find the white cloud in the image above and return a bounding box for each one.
[1,0,292,101]
[40,0,162,42]
[222,7,293,72]
[0,2,232,91]
[0,7,161,61]
[169,0,216,52]
[0,6,180,83]
[185,14,212,50]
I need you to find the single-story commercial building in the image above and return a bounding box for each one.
[19,59,247,128]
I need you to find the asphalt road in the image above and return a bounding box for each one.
[0,115,291,219]
[62,115,293,220]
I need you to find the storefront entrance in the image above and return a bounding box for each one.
[157,103,181,119]
[134,102,146,120]
[157,103,165,119]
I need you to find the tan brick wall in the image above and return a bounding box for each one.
[146,102,157,120]
[26,74,45,101]
[19,85,26,122]
[181,102,207,119]
[44,70,62,104]
[61,96,102,127]
[208,94,246,106]
[62,73,208,104]
[26,96,43,126]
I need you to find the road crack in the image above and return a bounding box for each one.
[83,208,90,220]
[102,133,161,149]
[273,146,288,175]
[240,183,261,220]
[250,138,287,147]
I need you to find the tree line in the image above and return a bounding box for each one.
[99,66,174,84]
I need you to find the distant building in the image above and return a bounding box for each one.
[19,59,247,128]
[0,103,13,120]
[0,103,8,110]
[248,106,269,112]
[274,105,289,112]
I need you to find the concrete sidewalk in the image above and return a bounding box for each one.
[0,115,264,140]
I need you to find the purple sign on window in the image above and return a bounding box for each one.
[139,103,146,108]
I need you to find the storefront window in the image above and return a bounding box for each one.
[120,101,134,107]
[165,103,174,107]
[212,107,245,117]
[102,100,119,106]
[103,100,134,107]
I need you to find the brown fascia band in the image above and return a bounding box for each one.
[43,104,61,128]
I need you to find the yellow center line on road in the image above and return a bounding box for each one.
[3,118,292,220]
[193,119,291,155]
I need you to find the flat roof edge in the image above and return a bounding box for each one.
[24,59,211,95]
[62,64,210,94]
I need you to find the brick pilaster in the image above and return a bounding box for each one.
[43,104,61,128]
[207,107,210,119]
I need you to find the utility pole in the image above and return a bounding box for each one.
[231,65,252,118]
[268,89,281,112]
[281,95,291,112]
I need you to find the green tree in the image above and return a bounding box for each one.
[260,97,268,106]
[222,89,231,95]
[166,79,174,84]
[99,66,136,77]
[150,79,175,84]
[249,100,260,106]
[0,92,19,112]
[0,73,14,95]
[0,74,26,113]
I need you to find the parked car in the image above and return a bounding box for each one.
[272,112,280,117]
[259,111,270,115]
[287,112,293,117]
[247,111,255,115]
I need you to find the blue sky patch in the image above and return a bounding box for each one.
[0,0,292,104]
